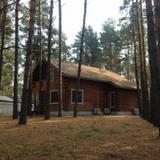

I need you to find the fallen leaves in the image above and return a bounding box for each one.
[0,116,159,160]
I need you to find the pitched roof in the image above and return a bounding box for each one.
[51,60,137,90]
[0,96,13,102]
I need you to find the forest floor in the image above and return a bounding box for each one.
[0,115,159,160]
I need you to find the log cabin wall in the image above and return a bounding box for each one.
[62,78,108,112]
[116,89,139,112]
[32,61,139,113]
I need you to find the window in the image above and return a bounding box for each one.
[109,92,116,108]
[50,90,59,104]
[71,89,84,104]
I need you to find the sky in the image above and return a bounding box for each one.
[61,0,123,44]
[22,0,123,44]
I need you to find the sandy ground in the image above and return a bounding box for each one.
[0,115,159,160]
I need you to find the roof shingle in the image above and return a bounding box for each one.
[51,60,137,90]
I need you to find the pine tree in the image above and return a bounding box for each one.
[58,0,63,117]
[45,0,54,120]
[131,0,141,110]
[135,0,150,120]
[100,20,122,73]
[72,26,101,67]
[74,0,87,117]
[145,0,160,126]
[38,0,43,113]
[0,0,7,87]
[154,0,160,52]
[19,0,36,125]
[13,0,20,119]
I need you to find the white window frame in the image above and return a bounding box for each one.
[109,92,116,108]
[50,89,59,104]
[71,89,84,105]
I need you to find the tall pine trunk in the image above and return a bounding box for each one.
[132,0,141,111]
[154,0,160,49]
[38,0,42,61]
[38,0,43,115]
[135,0,150,120]
[27,78,32,116]
[19,0,36,125]
[133,30,141,109]
[0,0,7,87]
[145,0,160,126]
[153,0,160,127]
[58,0,63,117]
[45,0,54,120]
[13,0,20,119]
[139,0,150,120]
[73,0,87,117]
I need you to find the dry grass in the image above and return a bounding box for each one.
[0,116,159,160]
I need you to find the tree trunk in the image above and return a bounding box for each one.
[34,93,37,114]
[139,0,150,120]
[38,0,42,59]
[153,0,160,84]
[38,0,43,117]
[145,0,160,126]
[13,0,20,119]
[73,0,87,117]
[19,0,36,125]
[58,0,63,117]
[27,78,32,116]
[45,0,54,120]
[126,41,130,79]
[136,0,150,120]
[154,0,160,50]
[0,0,7,87]
[132,0,141,112]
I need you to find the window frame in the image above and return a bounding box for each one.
[71,89,84,105]
[50,89,59,104]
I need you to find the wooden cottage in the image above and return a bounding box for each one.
[32,60,139,115]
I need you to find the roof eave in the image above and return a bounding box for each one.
[63,74,137,90]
